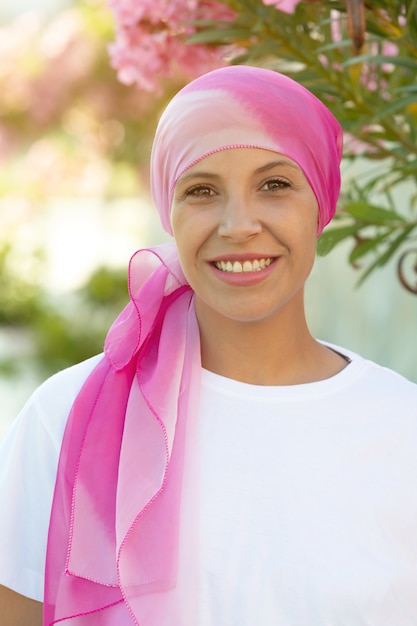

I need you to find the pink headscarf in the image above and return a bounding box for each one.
[45,66,343,625]
[151,65,343,236]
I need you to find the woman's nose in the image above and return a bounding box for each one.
[217,196,262,241]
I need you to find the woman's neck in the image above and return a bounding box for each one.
[195,299,347,386]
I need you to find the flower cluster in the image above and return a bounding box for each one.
[108,0,236,93]
[0,1,181,287]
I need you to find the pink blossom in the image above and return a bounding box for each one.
[344,131,380,156]
[360,40,397,94]
[108,0,236,93]
[330,9,343,43]
[380,41,398,72]
[262,0,301,13]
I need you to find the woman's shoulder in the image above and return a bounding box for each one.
[6,354,105,451]
[32,353,104,404]
[326,341,417,396]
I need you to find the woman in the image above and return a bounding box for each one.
[1,65,417,626]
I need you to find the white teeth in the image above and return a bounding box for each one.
[214,258,273,273]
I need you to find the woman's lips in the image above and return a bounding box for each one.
[208,256,279,285]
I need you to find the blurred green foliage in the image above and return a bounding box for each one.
[188,0,417,290]
[0,243,129,376]
[0,1,176,376]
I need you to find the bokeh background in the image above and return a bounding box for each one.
[1,0,416,440]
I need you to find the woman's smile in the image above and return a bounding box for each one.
[212,257,276,273]
[208,255,280,289]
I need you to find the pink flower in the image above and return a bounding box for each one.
[262,0,300,13]
[108,0,236,93]
[359,40,397,94]
[330,9,343,43]
[344,132,378,156]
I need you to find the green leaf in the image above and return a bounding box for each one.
[374,94,417,119]
[344,202,406,225]
[391,158,417,174]
[343,55,417,70]
[317,39,355,53]
[395,85,417,94]
[349,230,392,263]
[356,224,416,285]
[187,27,249,45]
[317,225,359,256]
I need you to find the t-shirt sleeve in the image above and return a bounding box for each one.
[0,354,103,602]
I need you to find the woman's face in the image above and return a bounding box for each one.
[170,147,318,327]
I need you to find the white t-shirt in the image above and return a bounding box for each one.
[1,345,417,625]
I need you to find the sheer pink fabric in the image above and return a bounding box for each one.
[45,245,201,625]
[45,66,343,625]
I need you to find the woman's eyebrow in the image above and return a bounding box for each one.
[178,171,220,184]
[255,160,302,174]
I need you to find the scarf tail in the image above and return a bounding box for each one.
[44,249,200,626]
[44,357,137,624]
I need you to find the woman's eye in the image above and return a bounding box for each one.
[261,178,291,191]
[185,184,215,198]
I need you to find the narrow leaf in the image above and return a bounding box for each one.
[187,28,249,45]
[317,225,359,256]
[395,85,417,94]
[356,225,416,285]
[317,39,355,53]
[344,202,406,225]
[343,55,417,70]
[373,94,417,119]
[349,230,392,263]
